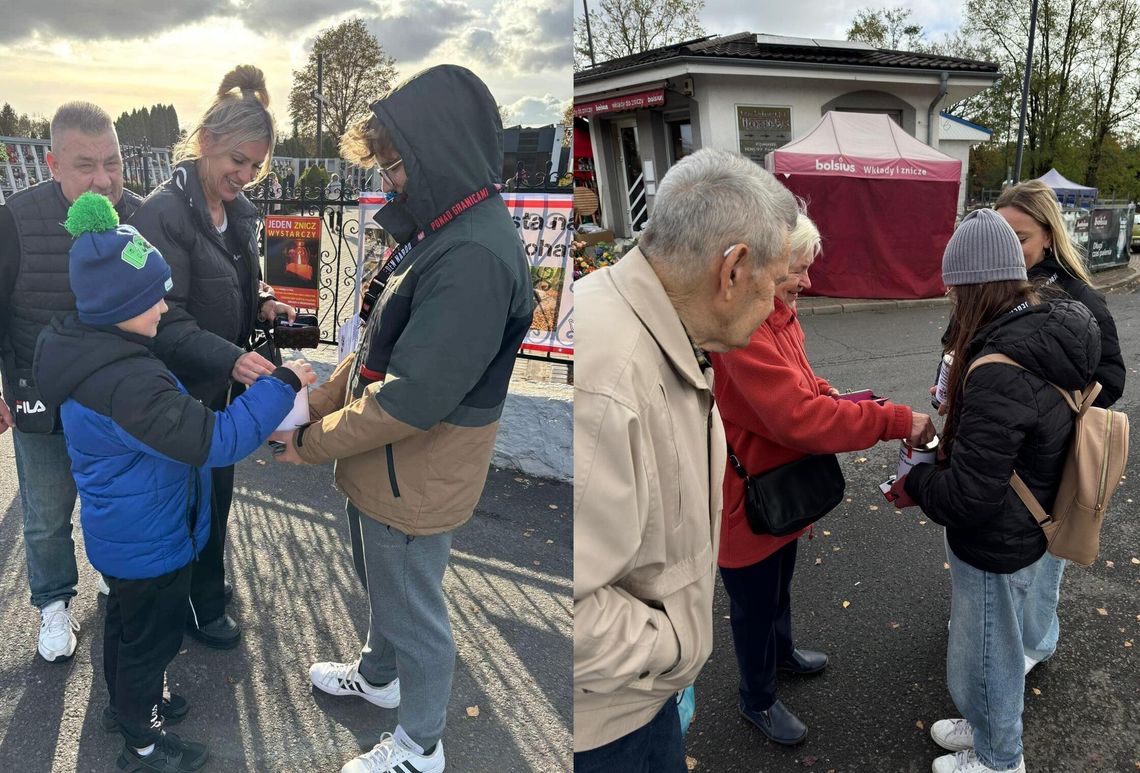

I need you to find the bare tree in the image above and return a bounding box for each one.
[288,19,398,149]
[1083,0,1140,186]
[575,0,705,68]
[847,6,927,50]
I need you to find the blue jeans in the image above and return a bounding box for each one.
[1020,552,1065,662]
[573,697,685,773]
[13,430,79,609]
[946,545,1046,770]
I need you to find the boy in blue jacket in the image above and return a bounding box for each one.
[33,192,314,773]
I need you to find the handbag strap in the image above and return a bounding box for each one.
[725,443,750,481]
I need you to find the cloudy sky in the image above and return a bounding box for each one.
[574,0,965,51]
[1,0,572,132]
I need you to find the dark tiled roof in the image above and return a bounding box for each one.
[575,32,999,82]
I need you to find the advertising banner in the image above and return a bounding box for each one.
[502,193,574,355]
[1061,205,1133,271]
[265,215,321,311]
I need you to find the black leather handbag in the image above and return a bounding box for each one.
[727,446,846,536]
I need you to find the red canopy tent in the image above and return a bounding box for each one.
[766,112,961,299]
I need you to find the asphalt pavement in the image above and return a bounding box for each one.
[685,289,1140,772]
[0,437,572,771]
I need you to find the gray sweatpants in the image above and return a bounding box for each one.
[348,501,455,750]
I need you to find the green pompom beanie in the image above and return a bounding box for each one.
[65,192,173,326]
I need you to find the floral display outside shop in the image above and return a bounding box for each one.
[572,238,637,279]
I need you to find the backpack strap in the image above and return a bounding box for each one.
[965,352,1085,527]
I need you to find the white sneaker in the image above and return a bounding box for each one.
[1023,654,1039,675]
[97,576,110,596]
[931,718,974,751]
[932,750,1026,773]
[38,600,79,662]
[341,732,445,773]
[309,660,400,708]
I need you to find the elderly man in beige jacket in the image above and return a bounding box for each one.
[573,148,798,771]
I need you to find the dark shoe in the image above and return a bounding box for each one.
[103,695,189,733]
[186,614,241,650]
[778,648,829,675]
[116,730,209,772]
[223,581,234,606]
[740,699,808,746]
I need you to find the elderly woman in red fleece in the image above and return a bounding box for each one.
[708,210,936,746]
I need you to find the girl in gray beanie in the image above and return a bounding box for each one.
[887,208,1101,773]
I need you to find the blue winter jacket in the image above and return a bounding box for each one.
[34,315,301,580]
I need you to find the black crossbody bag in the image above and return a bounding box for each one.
[727,445,846,536]
[1,353,59,434]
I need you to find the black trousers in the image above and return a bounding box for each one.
[718,539,799,712]
[188,464,234,625]
[104,564,192,748]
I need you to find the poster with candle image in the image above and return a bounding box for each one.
[265,215,321,311]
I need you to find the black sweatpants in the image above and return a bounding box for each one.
[105,564,192,748]
[188,464,233,626]
[718,539,799,712]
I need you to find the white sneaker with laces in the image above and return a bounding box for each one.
[1023,654,1039,675]
[38,600,79,662]
[932,749,1026,773]
[97,576,110,596]
[309,660,400,708]
[931,718,974,751]
[340,732,445,773]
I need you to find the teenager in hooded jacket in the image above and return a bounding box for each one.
[893,209,1101,773]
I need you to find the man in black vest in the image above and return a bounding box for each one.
[0,102,274,663]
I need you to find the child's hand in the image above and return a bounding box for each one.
[283,359,317,386]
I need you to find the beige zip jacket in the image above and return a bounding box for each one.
[573,247,725,752]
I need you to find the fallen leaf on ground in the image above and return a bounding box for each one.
[686,756,698,771]
[256,459,266,465]
[1126,640,1133,648]
[823,530,832,536]
[918,520,927,525]
[548,504,558,510]
[846,498,853,503]
[815,558,823,566]
[943,563,951,570]
[889,622,900,629]
[869,505,879,511]
[1106,561,1115,568]
[546,539,554,544]
[533,560,541,566]
[855,457,867,463]
[833,546,841,552]
[915,720,924,730]
[1097,607,1109,616]
[1132,557,1140,565]
[1031,687,1041,696]
[466,706,480,717]
[842,600,851,608]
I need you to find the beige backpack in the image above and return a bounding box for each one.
[966,353,1129,566]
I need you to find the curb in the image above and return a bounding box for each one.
[798,268,1139,316]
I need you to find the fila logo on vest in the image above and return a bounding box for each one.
[14,400,47,414]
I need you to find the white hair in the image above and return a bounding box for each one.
[639,148,798,286]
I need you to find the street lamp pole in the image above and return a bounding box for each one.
[1012,0,1039,183]
[583,0,596,67]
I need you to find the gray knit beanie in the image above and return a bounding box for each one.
[942,208,1028,286]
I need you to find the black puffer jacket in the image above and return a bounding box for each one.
[906,300,1101,573]
[1029,256,1124,407]
[130,161,271,405]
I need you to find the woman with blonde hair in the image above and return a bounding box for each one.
[992,179,1124,678]
[709,209,934,746]
[131,65,295,653]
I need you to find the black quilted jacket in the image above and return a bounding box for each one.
[906,299,1101,573]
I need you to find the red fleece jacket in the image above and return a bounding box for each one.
[710,299,913,568]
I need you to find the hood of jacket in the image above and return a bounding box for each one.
[967,298,1100,391]
[34,315,152,408]
[369,65,503,242]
